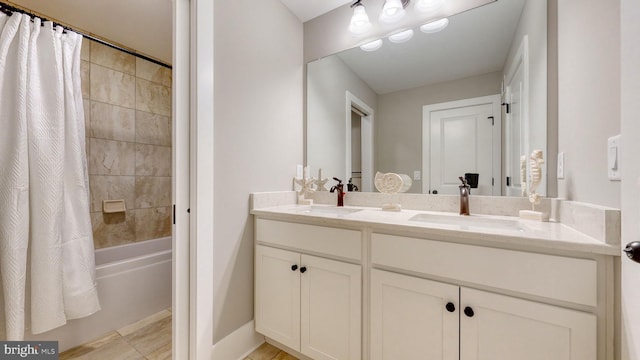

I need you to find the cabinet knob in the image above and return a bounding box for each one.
[445,302,456,313]
[291,264,298,271]
[464,306,474,317]
[624,242,640,263]
[300,266,307,273]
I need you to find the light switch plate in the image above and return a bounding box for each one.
[413,170,421,181]
[557,152,565,179]
[608,135,621,181]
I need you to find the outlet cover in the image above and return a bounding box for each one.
[608,135,621,181]
[557,152,565,179]
[413,170,421,181]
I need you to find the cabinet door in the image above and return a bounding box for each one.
[370,269,459,360]
[300,254,362,360]
[255,245,301,351]
[460,287,597,360]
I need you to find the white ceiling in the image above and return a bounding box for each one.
[334,0,525,94]
[279,0,352,22]
[7,0,172,65]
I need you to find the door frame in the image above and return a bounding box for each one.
[421,94,502,195]
[173,0,215,359]
[345,91,374,192]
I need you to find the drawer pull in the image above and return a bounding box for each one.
[291,264,298,271]
[300,266,307,273]
[445,302,456,313]
[464,306,475,317]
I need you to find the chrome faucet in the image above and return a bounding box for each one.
[458,176,470,215]
[330,177,345,207]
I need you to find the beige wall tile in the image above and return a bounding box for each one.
[91,211,136,249]
[134,207,171,241]
[90,101,136,141]
[89,138,136,175]
[80,38,90,62]
[135,177,171,208]
[91,41,136,75]
[136,111,171,146]
[90,64,135,108]
[135,144,171,176]
[81,60,90,98]
[90,175,136,212]
[136,78,171,116]
[136,58,172,87]
[83,99,91,138]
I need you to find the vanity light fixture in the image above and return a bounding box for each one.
[420,17,449,33]
[360,39,384,51]
[379,0,408,24]
[349,1,373,35]
[388,29,414,43]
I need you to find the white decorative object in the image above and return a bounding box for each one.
[293,166,317,205]
[374,172,411,211]
[519,149,549,221]
[520,155,527,197]
[316,168,330,191]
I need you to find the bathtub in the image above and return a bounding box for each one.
[25,237,172,351]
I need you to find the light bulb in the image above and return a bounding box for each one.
[349,4,372,35]
[420,18,449,33]
[379,0,406,24]
[388,29,414,43]
[415,0,444,13]
[360,39,383,51]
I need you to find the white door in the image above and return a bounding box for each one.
[300,255,361,360]
[504,36,528,197]
[255,246,301,351]
[460,287,596,360]
[621,0,640,358]
[427,98,499,195]
[370,270,459,360]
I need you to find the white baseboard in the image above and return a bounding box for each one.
[211,320,264,360]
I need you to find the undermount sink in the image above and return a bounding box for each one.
[297,205,363,216]
[409,213,526,232]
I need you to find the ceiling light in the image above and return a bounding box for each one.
[388,29,414,43]
[348,3,372,36]
[360,39,383,51]
[414,0,444,13]
[379,0,406,24]
[420,18,449,33]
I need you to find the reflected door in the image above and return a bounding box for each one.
[428,98,499,195]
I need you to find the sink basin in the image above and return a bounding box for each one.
[408,213,526,232]
[297,205,363,216]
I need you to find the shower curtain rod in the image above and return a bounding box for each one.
[0,1,171,69]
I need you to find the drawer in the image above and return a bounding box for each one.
[256,219,362,261]
[371,233,597,307]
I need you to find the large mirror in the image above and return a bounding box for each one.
[307,0,548,196]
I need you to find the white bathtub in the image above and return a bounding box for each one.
[26,237,172,351]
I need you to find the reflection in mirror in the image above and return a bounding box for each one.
[307,0,548,196]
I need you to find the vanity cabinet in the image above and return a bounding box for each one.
[371,269,596,360]
[254,219,362,360]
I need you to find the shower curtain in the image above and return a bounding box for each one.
[0,12,100,340]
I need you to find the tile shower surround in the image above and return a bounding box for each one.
[81,39,172,249]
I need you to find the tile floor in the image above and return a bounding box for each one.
[59,310,296,360]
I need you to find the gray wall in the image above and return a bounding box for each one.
[557,0,621,208]
[307,55,377,182]
[213,0,303,343]
[376,72,502,192]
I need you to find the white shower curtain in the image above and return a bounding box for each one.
[0,12,100,340]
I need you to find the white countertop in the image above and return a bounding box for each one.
[251,204,620,256]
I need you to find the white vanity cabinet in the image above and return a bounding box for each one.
[255,219,362,360]
[371,269,596,360]
[371,233,600,360]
